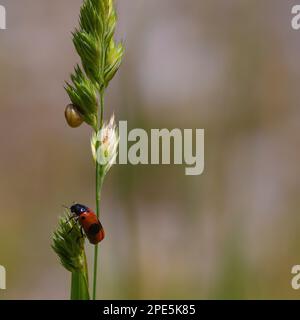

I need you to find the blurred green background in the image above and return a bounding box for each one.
[1,0,300,299]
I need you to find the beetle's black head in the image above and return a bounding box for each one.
[70,203,88,216]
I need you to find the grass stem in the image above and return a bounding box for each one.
[92,90,105,300]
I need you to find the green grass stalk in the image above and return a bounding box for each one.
[93,90,105,300]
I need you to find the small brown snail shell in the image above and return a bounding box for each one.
[65,104,84,128]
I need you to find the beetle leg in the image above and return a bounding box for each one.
[66,214,76,223]
[75,227,85,243]
[66,215,78,235]
[67,225,74,235]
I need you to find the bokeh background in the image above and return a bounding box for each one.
[1,0,300,299]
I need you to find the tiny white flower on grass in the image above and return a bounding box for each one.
[91,115,119,174]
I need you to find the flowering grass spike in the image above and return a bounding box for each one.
[52,213,90,300]
[53,0,124,300]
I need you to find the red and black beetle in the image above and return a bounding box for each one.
[69,203,105,245]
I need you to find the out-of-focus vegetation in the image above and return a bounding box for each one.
[0,0,300,299]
